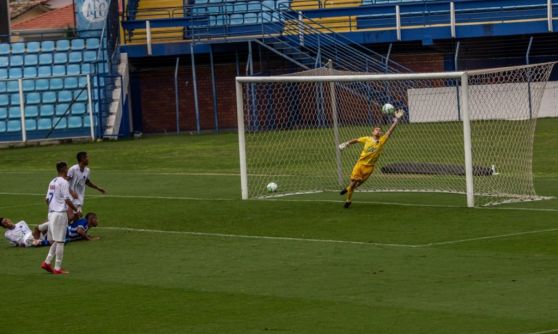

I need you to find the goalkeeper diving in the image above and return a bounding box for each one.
[338,109,404,208]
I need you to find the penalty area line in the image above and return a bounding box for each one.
[97,226,558,249]
[523,329,558,334]
[98,226,420,248]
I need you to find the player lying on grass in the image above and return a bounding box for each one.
[338,109,404,208]
[35,212,100,243]
[1,217,48,247]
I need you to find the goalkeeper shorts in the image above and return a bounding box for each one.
[350,163,375,182]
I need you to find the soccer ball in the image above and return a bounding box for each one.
[382,103,395,115]
[266,182,278,193]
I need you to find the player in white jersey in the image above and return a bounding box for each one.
[41,161,80,275]
[67,151,106,216]
[1,217,47,247]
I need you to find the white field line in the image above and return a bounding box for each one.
[0,191,557,212]
[0,203,43,210]
[98,226,558,248]
[98,226,419,248]
[524,329,558,334]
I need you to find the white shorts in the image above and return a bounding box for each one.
[47,212,68,243]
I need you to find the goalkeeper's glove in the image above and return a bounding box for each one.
[338,142,349,151]
[394,109,405,120]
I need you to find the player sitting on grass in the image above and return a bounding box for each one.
[1,217,48,247]
[338,109,404,208]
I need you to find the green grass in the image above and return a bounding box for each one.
[0,119,557,333]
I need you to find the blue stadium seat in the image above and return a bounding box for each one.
[42,92,56,104]
[64,77,78,89]
[10,93,21,105]
[56,40,70,52]
[24,54,38,66]
[81,63,92,74]
[83,115,91,127]
[56,103,70,115]
[38,66,52,77]
[68,65,81,75]
[9,68,22,79]
[0,120,5,132]
[71,39,85,51]
[50,78,64,90]
[68,116,82,128]
[248,1,261,11]
[54,52,68,64]
[245,13,258,24]
[41,41,55,53]
[78,76,87,88]
[75,90,88,102]
[54,117,67,129]
[8,106,20,118]
[72,102,86,115]
[52,65,66,76]
[86,38,100,50]
[234,3,248,12]
[7,120,21,132]
[7,81,19,93]
[39,53,53,65]
[83,51,97,62]
[0,107,6,118]
[40,104,54,116]
[11,43,25,54]
[26,42,40,53]
[0,44,9,55]
[0,69,7,79]
[10,55,23,67]
[25,119,37,131]
[22,79,35,92]
[23,67,37,78]
[25,105,39,117]
[58,90,73,103]
[35,79,49,91]
[230,13,243,25]
[38,118,52,130]
[0,56,8,67]
[0,94,8,106]
[26,92,41,104]
[0,82,5,93]
[69,51,82,63]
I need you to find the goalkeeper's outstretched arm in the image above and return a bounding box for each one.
[338,138,360,151]
[384,109,404,138]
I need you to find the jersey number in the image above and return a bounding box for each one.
[47,192,54,204]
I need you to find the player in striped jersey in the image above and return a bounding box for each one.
[66,212,99,242]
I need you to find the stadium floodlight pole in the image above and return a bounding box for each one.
[87,74,96,141]
[236,79,248,200]
[328,61,343,186]
[460,72,474,207]
[18,79,27,143]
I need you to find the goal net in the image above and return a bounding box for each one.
[236,62,556,207]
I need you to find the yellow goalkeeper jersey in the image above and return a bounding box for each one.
[356,135,389,166]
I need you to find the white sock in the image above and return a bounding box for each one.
[54,243,65,271]
[45,243,57,264]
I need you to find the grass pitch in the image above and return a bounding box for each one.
[0,119,557,333]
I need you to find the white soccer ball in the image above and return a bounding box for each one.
[382,103,395,115]
[266,182,278,193]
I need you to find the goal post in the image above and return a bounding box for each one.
[236,63,556,207]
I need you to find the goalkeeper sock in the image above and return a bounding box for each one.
[346,187,354,203]
[54,243,65,271]
[45,243,57,264]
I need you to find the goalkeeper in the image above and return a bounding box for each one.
[338,109,404,208]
